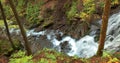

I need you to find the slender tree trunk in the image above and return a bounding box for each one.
[97,0,111,56]
[0,1,16,50]
[8,0,32,55]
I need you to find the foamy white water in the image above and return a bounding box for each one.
[9,11,120,58]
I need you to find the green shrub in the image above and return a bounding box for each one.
[3,0,25,20]
[9,50,33,63]
[66,1,77,20]
[26,1,44,26]
[111,0,119,5]
[78,0,96,22]
[0,20,19,29]
[102,51,120,63]
[3,5,14,19]
[83,0,95,14]
[99,2,105,8]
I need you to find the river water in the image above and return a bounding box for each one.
[9,11,120,58]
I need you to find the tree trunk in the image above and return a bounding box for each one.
[0,1,16,50]
[97,0,111,56]
[8,0,32,55]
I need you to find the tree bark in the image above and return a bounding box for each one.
[0,1,16,50]
[97,0,111,56]
[7,0,32,55]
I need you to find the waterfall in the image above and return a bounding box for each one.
[104,11,120,52]
[9,11,120,58]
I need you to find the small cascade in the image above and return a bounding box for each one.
[104,11,120,52]
[9,11,120,58]
[26,30,98,58]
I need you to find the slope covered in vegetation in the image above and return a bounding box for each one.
[9,49,120,63]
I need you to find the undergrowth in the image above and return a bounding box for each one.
[9,50,33,63]
[9,48,120,63]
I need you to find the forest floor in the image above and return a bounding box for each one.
[0,49,120,63]
[32,49,120,63]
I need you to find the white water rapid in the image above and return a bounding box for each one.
[10,11,120,58]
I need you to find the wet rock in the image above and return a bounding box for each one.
[59,41,72,53]
[29,35,53,54]
[56,33,62,41]
[105,34,120,53]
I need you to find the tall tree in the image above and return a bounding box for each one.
[97,0,111,56]
[8,0,32,55]
[0,1,16,50]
